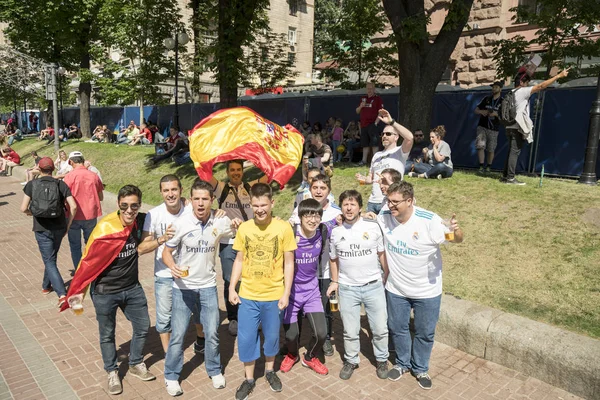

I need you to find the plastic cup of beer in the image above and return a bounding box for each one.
[72,303,84,315]
[180,266,190,278]
[445,231,454,241]
[329,293,339,312]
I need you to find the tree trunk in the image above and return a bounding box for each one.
[384,0,474,131]
[79,52,92,138]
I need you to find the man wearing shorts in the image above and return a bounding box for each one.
[229,183,297,400]
[356,82,383,166]
[280,199,337,376]
[474,81,502,173]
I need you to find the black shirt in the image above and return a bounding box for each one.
[477,95,503,131]
[23,177,71,232]
[94,230,139,294]
[408,142,427,162]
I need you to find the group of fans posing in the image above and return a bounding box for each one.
[46,108,463,400]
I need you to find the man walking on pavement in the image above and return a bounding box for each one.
[63,151,104,272]
[21,157,77,307]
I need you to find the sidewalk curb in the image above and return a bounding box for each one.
[8,165,598,399]
[437,294,599,400]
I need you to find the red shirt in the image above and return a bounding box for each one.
[359,94,383,127]
[63,165,103,220]
[142,128,153,143]
[47,127,55,137]
[5,150,20,164]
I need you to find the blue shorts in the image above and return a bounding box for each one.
[238,298,282,362]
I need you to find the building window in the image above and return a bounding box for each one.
[288,28,297,46]
[517,0,542,15]
[288,52,296,64]
[289,0,298,16]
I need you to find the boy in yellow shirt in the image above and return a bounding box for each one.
[229,183,297,400]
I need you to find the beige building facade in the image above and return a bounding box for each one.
[383,0,600,88]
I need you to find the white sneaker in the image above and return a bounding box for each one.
[20,182,27,185]
[165,379,183,396]
[212,373,226,389]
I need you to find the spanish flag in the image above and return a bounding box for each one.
[59,211,140,312]
[189,107,304,188]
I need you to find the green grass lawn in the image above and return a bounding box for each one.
[11,138,600,339]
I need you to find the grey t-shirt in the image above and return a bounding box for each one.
[427,140,453,169]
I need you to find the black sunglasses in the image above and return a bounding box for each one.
[119,203,141,211]
[382,132,397,137]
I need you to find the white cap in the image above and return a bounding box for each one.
[68,151,83,159]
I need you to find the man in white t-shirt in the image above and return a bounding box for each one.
[290,174,341,356]
[209,159,269,336]
[502,68,569,185]
[139,175,206,355]
[162,179,241,396]
[327,190,389,381]
[355,109,413,214]
[377,181,463,390]
[293,167,335,208]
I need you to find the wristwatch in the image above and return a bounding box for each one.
[387,118,395,126]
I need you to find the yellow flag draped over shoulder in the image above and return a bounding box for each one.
[188,107,304,188]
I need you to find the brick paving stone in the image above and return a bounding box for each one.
[0,176,588,400]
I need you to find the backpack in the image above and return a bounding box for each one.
[218,182,252,219]
[499,88,520,126]
[29,178,63,218]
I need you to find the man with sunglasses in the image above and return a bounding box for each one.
[377,181,462,390]
[90,186,156,395]
[355,109,413,215]
[404,129,426,173]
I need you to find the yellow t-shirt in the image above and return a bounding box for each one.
[233,218,297,301]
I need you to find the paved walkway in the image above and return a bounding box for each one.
[0,176,583,400]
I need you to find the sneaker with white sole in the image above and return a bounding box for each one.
[387,365,410,381]
[211,373,226,389]
[165,379,183,396]
[107,370,122,395]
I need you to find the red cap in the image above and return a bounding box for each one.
[38,157,55,171]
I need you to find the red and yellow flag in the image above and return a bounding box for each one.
[189,107,304,188]
[59,211,136,312]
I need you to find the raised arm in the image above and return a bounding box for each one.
[531,68,569,95]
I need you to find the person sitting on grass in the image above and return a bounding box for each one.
[7,124,23,146]
[407,126,453,180]
[91,125,106,142]
[148,126,188,164]
[54,150,73,179]
[21,151,42,185]
[116,120,138,144]
[129,123,153,145]
[342,121,361,162]
[38,123,55,142]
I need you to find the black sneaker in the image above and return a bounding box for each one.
[505,178,526,186]
[265,371,282,392]
[235,379,256,400]
[387,365,409,381]
[339,362,358,380]
[322,339,334,357]
[415,372,432,390]
[194,337,205,354]
[376,361,388,379]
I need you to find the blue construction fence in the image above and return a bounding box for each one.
[34,86,599,178]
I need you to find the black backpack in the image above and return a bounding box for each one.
[29,178,63,218]
[499,88,520,126]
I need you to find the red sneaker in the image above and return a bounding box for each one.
[301,354,329,375]
[279,353,298,373]
[41,288,53,295]
[58,296,66,308]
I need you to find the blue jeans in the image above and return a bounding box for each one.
[346,139,360,162]
[116,133,130,144]
[338,281,388,364]
[67,219,97,269]
[35,230,67,297]
[367,201,383,215]
[173,151,191,165]
[165,287,221,379]
[332,140,341,162]
[386,291,441,374]
[413,162,453,179]
[219,243,238,321]
[238,298,282,362]
[155,277,174,334]
[92,284,150,372]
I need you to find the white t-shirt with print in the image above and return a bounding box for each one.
[290,201,342,279]
[329,218,384,286]
[368,146,409,204]
[143,202,189,278]
[508,86,534,129]
[377,206,446,299]
[165,212,233,290]
[214,180,257,244]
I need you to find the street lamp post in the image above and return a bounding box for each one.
[57,66,66,127]
[578,72,600,185]
[164,32,189,129]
